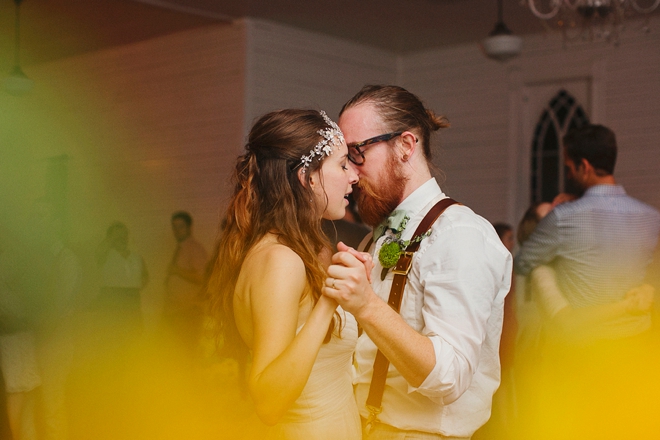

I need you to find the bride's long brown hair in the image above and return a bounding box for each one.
[207,109,337,364]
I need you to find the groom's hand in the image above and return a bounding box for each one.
[336,241,373,282]
[323,247,377,318]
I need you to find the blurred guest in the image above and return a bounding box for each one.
[95,222,148,340]
[493,222,515,253]
[515,124,660,439]
[516,126,659,338]
[516,199,654,342]
[163,211,208,357]
[0,229,40,440]
[27,199,81,440]
[514,200,654,438]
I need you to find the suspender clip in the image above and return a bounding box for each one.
[364,404,382,436]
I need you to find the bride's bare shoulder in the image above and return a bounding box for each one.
[239,235,306,297]
[234,235,308,347]
[246,235,302,266]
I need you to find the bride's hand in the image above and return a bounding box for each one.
[336,241,374,282]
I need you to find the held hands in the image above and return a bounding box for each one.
[322,242,375,317]
[623,283,655,315]
[337,242,374,282]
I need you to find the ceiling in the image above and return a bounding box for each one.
[0,0,573,72]
[137,0,547,51]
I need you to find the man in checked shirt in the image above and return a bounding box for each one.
[515,123,660,439]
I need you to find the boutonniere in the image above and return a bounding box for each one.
[378,216,431,280]
[378,215,408,269]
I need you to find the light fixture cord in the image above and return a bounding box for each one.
[14,0,22,68]
[490,0,513,35]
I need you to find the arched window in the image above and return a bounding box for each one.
[530,89,589,203]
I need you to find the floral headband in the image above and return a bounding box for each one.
[294,111,345,173]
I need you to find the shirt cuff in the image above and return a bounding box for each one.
[406,334,463,405]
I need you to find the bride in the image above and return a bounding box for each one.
[206,109,362,439]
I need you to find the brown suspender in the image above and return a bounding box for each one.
[364,198,459,428]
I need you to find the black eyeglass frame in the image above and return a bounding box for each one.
[347,131,403,165]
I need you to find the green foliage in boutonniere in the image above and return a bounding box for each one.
[379,241,403,269]
[378,215,408,269]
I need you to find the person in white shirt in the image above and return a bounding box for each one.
[95,221,148,336]
[323,85,512,439]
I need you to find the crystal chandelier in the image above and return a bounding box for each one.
[523,0,660,43]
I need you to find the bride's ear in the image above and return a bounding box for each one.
[298,168,319,189]
[297,168,308,187]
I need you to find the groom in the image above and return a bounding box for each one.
[323,85,512,439]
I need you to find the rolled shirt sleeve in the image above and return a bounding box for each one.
[407,215,512,403]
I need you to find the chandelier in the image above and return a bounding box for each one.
[523,0,660,43]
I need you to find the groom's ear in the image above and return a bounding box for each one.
[398,131,418,162]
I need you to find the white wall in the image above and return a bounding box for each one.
[0,22,247,322]
[243,18,398,131]
[401,44,513,223]
[401,17,660,226]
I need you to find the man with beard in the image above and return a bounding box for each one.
[514,124,660,438]
[322,85,512,439]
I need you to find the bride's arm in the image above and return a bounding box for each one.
[246,245,337,425]
[530,266,653,337]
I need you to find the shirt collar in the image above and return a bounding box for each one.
[584,184,626,197]
[394,177,443,218]
[374,178,443,239]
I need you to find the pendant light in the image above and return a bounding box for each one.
[482,0,522,61]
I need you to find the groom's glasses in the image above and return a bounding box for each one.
[347,132,403,165]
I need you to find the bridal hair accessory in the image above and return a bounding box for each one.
[294,111,344,173]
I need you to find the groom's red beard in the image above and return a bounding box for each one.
[356,153,408,228]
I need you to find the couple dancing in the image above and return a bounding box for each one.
[206,85,512,439]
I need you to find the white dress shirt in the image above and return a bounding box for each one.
[101,248,144,289]
[354,178,512,438]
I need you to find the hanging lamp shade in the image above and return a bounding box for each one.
[482,0,522,61]
[4,65,34,96]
